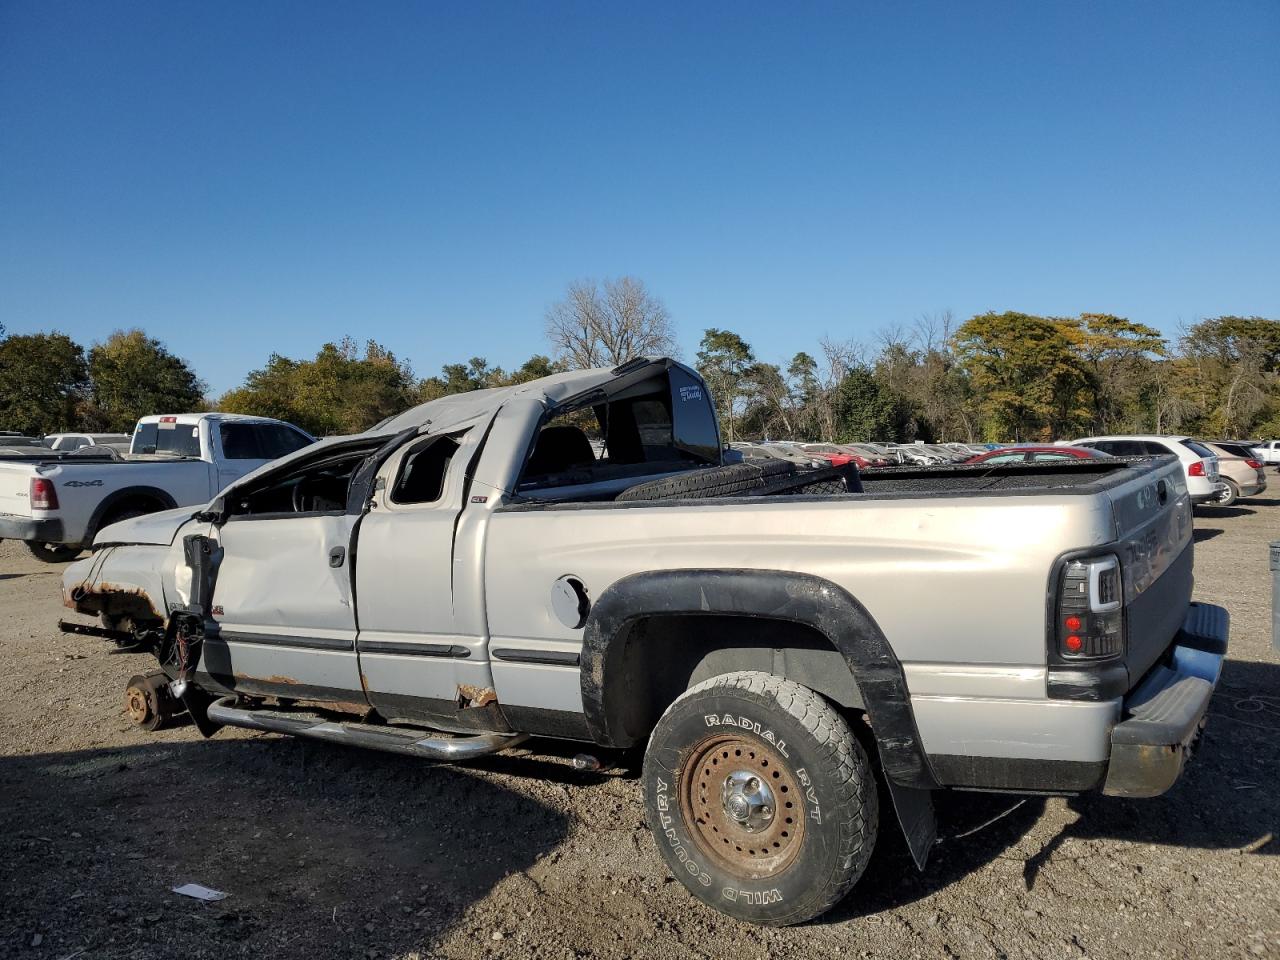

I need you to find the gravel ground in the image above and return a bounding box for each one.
[1,499,1278,960]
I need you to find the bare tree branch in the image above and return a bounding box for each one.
[545,277,678,369]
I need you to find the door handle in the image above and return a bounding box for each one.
[329,546,346,568]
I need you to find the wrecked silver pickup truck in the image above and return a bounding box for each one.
[61,357,1228,925]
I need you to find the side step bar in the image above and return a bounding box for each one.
[206,697,528,762]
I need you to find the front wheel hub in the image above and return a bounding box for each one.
[722,771,776,832]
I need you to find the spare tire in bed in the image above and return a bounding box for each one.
[616,459,795,502]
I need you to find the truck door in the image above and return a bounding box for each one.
[202,445,371,703]
[353,431,493,731]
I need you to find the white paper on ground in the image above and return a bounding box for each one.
[172,883,228,902]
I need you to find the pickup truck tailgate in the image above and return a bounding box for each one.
[1107,457,1195,686]
[0,463,35,519]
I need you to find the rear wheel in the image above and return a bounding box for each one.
[26,541,82,563]
[1215,479,1239,507]
[642,671,878,925]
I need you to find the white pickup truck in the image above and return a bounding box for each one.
[0,413,313,561]
[1250,440,1280,465]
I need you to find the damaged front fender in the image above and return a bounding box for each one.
[61,543,173,625]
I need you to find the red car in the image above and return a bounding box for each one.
[964,445,1111,464]
[797,444,863,468]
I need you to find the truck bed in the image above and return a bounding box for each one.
[505,455,1173,509]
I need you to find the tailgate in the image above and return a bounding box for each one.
[0,464,34,518]
[1106,457,1195,686]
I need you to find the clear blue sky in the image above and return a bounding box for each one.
[2,1,1277,396]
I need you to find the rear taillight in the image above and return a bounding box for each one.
[1248,459,1263,469]
[1188,461,1205,477]
[1056,555,1124,660]
[30,477,59,511]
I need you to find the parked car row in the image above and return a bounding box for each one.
[0,432,133,457]
[729,440,995,469]
[727,432,1275,510]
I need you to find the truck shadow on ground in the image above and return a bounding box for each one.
[0,737,570,960]
[826,657,1280,922]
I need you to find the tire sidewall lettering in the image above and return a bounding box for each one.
[654,775,712,887]
[703,712,789,758]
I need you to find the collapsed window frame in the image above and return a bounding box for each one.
[514,367,722,494]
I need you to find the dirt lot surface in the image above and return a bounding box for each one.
[2,500,1278,960]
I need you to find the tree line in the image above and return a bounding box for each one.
[702,310,1280,444]
[2,284,1278,443]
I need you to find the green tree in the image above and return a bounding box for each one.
[1178,316,1280,436]
[507,354,560,384]
[953,311,1089,441]
[219,337,417,436]
[420,357,498,401]
[0,332,89,435]
[835,365,908,442]
[696,328,755,442]
[84,329,206,431]
[1060,313,1166,434]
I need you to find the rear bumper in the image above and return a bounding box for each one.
[1190,488,1222,505]
[0,513,65,543]
[1102,602,1228,798]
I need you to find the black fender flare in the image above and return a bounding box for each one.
[84,486,179,543]
[579,568,937,791]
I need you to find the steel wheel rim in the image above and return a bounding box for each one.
[679,734,806,878]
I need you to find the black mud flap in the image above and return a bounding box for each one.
[182,687,223,738]
[165,533,223,737]
[886,780,936,870]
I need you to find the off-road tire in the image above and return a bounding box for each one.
[26,541,82,563]
[1215,479,1239,507]
[617,460,794,502]
[642,671,878,925]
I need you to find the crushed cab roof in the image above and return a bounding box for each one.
[373,357,685,435]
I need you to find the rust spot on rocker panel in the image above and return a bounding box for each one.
[456,684,498,708]
[264,675,300,686]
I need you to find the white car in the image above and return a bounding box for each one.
[42,432,133,452]
[1067,435,1221,504]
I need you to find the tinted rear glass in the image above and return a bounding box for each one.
[1178,439,1214,459]
[1209,442,1245,458]
[668,366,721,463]
[133,421,202,456]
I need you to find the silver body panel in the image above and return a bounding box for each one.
[62,358,1196,776]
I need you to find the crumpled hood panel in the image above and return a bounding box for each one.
[94,506,199,547]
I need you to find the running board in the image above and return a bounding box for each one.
[206,697,528,762]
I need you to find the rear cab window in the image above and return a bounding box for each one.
[391,436,463,505]
[132,420,202,457]
[517,367,721,495]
